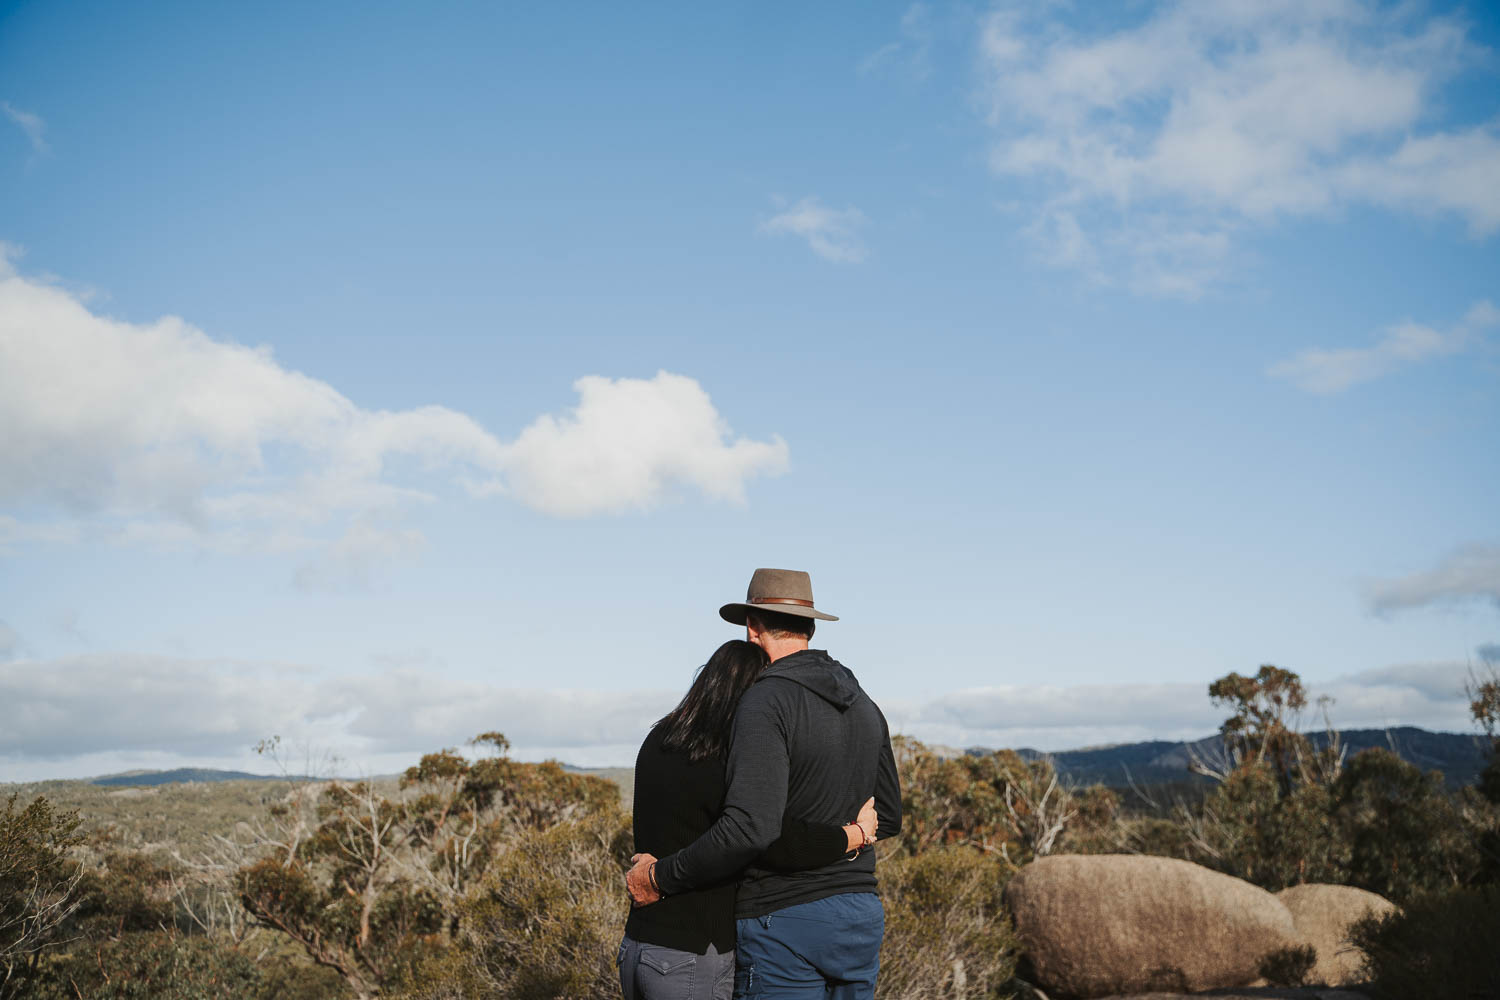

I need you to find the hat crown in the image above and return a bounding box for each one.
[746,567,815,604]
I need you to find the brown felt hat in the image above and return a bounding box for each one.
[719,568,839,625]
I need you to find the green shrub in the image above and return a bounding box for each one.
[1057,785,1124,855]
[1257,944,1316,987]
[32,928,351,1000]
[1118,815,1194,859]
[31,932,263,1000]
[250,958,354,1000]
[401,812,631,1000]
[1163,745,1489,904]
[1478,752,1500,807]
[1195,761,1347,890]
[1173,666,1490,900]
[70,850,179,938]
[239,732,620,998]
[895,738,1095,871]
[1350,884,1500,1000]
[0,793,84,999]
[1467,751,1500,885]
[1334,749,1479,903]
[876,846,1018,1000]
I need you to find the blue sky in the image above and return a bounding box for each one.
[2,0,1498,779]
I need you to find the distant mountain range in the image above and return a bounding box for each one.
[87,764,622,787]
[1007,726,1492,789]
[91,768,304,786]
[77,726,1491,791]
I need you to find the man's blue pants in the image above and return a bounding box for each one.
[733,892,883,1000]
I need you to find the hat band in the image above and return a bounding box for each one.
[749,597,814,608]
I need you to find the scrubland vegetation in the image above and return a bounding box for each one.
[3,666,1497,999]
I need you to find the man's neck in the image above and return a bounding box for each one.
[763,639,810,663]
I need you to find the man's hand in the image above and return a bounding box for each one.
[626,853,660,907]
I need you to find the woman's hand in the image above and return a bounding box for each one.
[843,796,878,852]
[856,796,878,846]
[626,853,661,907]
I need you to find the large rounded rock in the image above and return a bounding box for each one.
[1276,884,1394,986]
[1005,854,1298,998]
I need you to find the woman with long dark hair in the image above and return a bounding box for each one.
[619,640,876,1000]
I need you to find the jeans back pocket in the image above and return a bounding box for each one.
[637,946,696,977]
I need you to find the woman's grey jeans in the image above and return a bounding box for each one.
[618,934,735,1000]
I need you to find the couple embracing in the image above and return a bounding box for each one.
[622,568,902,1000]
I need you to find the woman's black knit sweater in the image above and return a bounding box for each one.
[624,723,849,954]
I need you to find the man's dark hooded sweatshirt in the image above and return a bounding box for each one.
[653,649,902,918]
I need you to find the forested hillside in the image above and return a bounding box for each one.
[1007,725,1490,789]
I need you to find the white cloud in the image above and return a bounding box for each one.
[1341,125,1500,237]
[291,513,428,591]
[882,681,1222,751]
[1343,660,1480,705]
[325,671,676,756]
[858,42,903,77]
[859,4,934,79]
[0,515,80,552]
[0,257,788,564]
[0,655,323,761]
[1367,543,1500,615]
[979,1,1497,294]
[1269,300,1498,393]
[760,197,869,263]
[0,653,1479,780]
[0,621,18,660]
[1,101,47,154]
[0,255,503,529]
[888,661,1479,750]
[503,372,788,516]
[0,653,680,779]
[1026,212,1235,298]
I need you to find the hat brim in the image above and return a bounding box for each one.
[720,602,839,625]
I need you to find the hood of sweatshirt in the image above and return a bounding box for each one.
[756,649,861,710]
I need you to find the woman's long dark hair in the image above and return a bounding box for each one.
[656,640,769,762]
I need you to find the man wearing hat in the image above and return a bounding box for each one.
[626,569,901,999]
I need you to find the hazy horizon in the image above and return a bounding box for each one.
[8,715,1489,786]
[1,662,1488,783]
